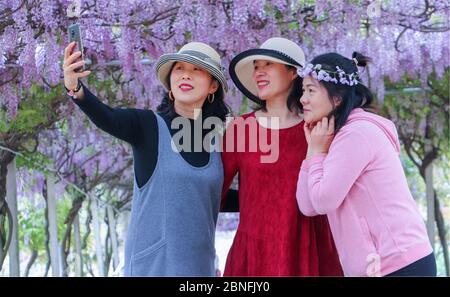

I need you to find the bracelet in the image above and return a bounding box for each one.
[65,80,82,98]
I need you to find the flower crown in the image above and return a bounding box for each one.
[297,63,360,86]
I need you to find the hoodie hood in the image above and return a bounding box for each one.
[345,108,401,153]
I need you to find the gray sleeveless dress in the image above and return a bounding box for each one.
[123,113,223,276]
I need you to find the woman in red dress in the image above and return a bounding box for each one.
[221,37,343,276]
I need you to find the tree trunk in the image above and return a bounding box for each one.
[24,250,38,277]
[43,191,51,277]
[81,199,92,277]
[424,142,435,246]
[6,159,19,276]
[73,214,83,277]
[91,197,104,276]
[45,175,60,276]
[107,205,120,271]
[121,210,130,244]
[103,223,111,276]
[418,157,449,276]
[60,226,71,276]
[434,191,449,276]
[0,151,15,270]
[60,193,84,276]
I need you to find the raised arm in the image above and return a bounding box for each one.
[63,42,142,144]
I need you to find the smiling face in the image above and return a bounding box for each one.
[252,59,297,102]
[300,75,335,124]
[169,61,219,108]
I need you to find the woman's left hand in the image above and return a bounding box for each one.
[310,116,335,156]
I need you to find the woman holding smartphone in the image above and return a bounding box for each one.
[63,41,230,276]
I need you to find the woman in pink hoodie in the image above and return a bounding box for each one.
[296,52,436,277]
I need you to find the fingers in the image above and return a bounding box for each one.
[311,117,332,135]
[66,60,85,73]
[328,116,335,135]
[322,117,328,128]
[77,70,91,78]
[64,51,82,68]
[315,120,322,132]
[64,42,77,61]
[63,42,72,61]
[304,122,311,135]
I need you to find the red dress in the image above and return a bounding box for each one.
[221,112,343,276]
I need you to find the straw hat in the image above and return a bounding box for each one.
[156,42,228,94]
[229,37,305,104]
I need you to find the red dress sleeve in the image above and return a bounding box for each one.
[220,119,240,210]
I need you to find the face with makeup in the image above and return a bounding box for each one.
[170,61,219,108]
[300,75,339,125]
[252,60,297,102]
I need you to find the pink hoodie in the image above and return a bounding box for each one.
[296,108,432,276]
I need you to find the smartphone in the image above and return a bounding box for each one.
[68,23,85,72]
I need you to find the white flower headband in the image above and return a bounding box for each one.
[297,63,360,86]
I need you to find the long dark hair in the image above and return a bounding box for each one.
[254,65,303,114]
[310,52,376,134]
[157,65,230,121]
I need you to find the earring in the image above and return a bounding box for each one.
[208,93,215,103]
[169,90,175,101]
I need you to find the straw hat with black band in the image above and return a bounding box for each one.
[156,42,228,95]
[229,37,306,105]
